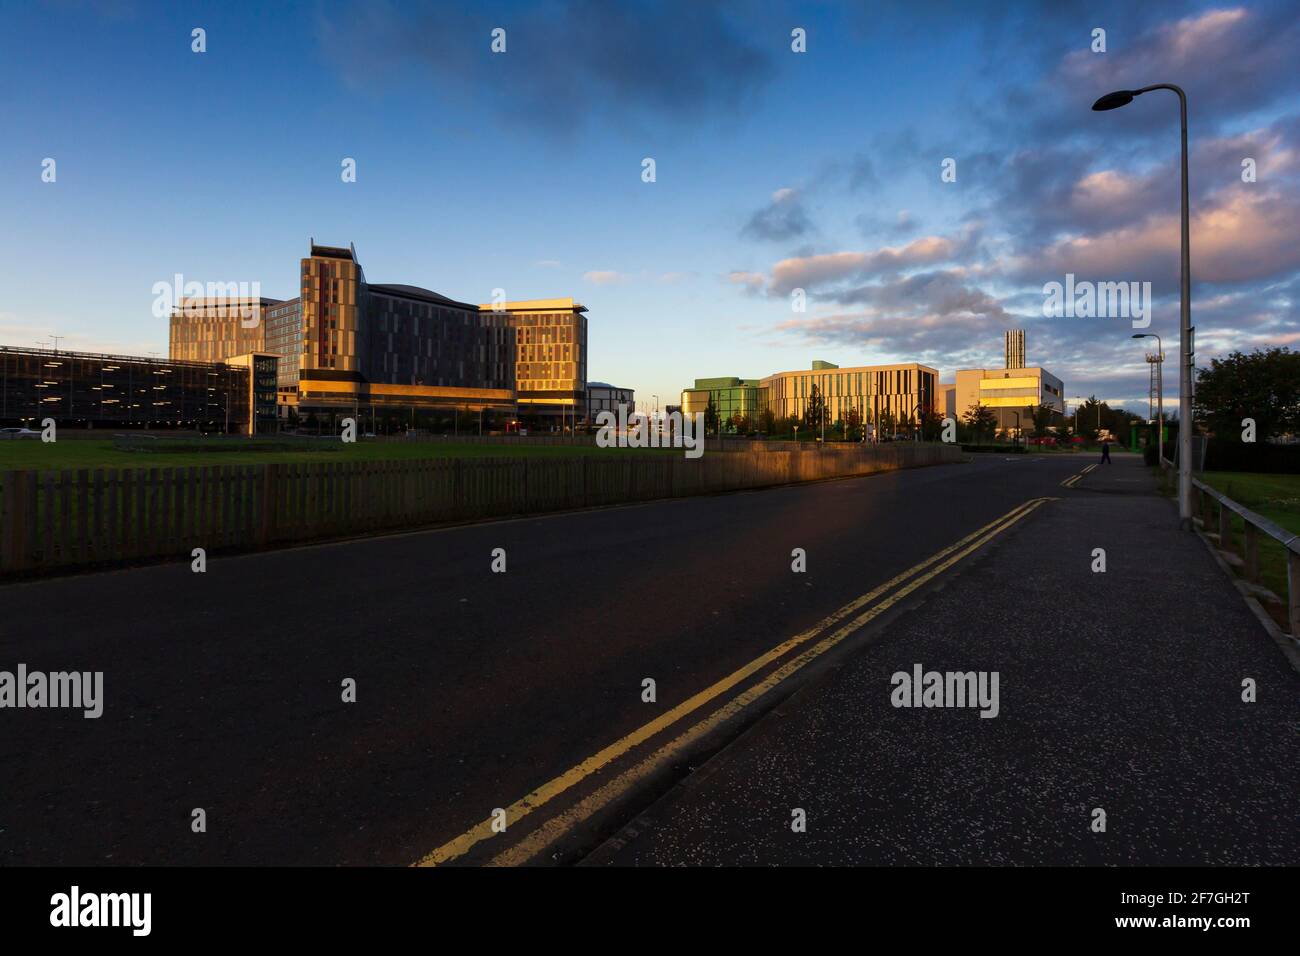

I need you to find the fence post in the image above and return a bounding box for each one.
[1243,522,1259,583]
[1289,551,1300,637]
[261,464,276,544]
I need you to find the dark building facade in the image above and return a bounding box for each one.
[0,345,271,434]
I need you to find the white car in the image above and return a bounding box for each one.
[0,427,41,440]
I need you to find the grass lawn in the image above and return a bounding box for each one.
[0,438,678,472]
[1197,471,1300,604]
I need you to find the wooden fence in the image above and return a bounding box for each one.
[0,443,959,575]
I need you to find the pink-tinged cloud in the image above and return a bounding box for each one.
[1062,7,1249,87]
[1033,189,1300,284]
[767,234,965,295]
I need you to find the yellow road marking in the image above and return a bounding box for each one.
[413,497,1047,867]
[487,497,1053,866]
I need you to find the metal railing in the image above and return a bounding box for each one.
[1192,477,1300,637]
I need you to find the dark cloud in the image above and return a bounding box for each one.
[319,0,776,132]
[741,189,815,242]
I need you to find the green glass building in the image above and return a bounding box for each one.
[680,376,765,430]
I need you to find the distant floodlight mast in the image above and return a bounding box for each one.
[1093,85,1194,530]
[1133,332,1165,467]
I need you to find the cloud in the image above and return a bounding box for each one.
[533,259,562,269]
[765,230,979,297]
[1023,188,1300,286]
[319,0,776,132]
[741,187,814,242]
[1055,5,1300,133]
[727,271,766,294]
[732,3,1300,408]
[583,270,629,286]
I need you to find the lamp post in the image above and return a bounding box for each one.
[1011,410,1021,448]
[1069,396,1085,438]
[1133,332,1165,465]
[1094,84,1193,529]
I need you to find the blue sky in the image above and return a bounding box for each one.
[2,0,1297,412]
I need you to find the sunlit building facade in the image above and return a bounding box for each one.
[761,360,939,429]
[955,332,1065,437]
[168,297,280,366]
[483,298,588,426]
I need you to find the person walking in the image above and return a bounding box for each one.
[1101,437,1112,464]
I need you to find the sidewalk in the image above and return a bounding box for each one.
[585,455,1300,865]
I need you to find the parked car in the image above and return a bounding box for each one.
[0,426,40,440]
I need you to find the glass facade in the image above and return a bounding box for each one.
[364,289,513,390]
[264,298,303,390]
[681,377,763,427]
[0,346,251,431]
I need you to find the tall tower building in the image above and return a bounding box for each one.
[1004,329,1026,369]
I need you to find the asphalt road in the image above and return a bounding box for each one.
[0,451,1234,866]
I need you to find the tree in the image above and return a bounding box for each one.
[1195,347,1300,441]
[731,411,754,435]
[919,408,944,442]
[804,384,826,432]
[843,405,862,441]
[758,406,776,436]
[879,409,896,438]
[704,394,719,435]
[961,402,997,442]
[1030,404,1053,439]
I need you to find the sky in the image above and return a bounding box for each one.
[1,0,1297,414]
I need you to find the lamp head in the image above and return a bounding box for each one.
[1092,90,1135,111]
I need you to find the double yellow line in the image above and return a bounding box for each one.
[414,495,1054,868]
[1061,463,1098,488]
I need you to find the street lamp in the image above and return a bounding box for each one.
[1133,332,1165,466]
[1094,84,1194,529]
